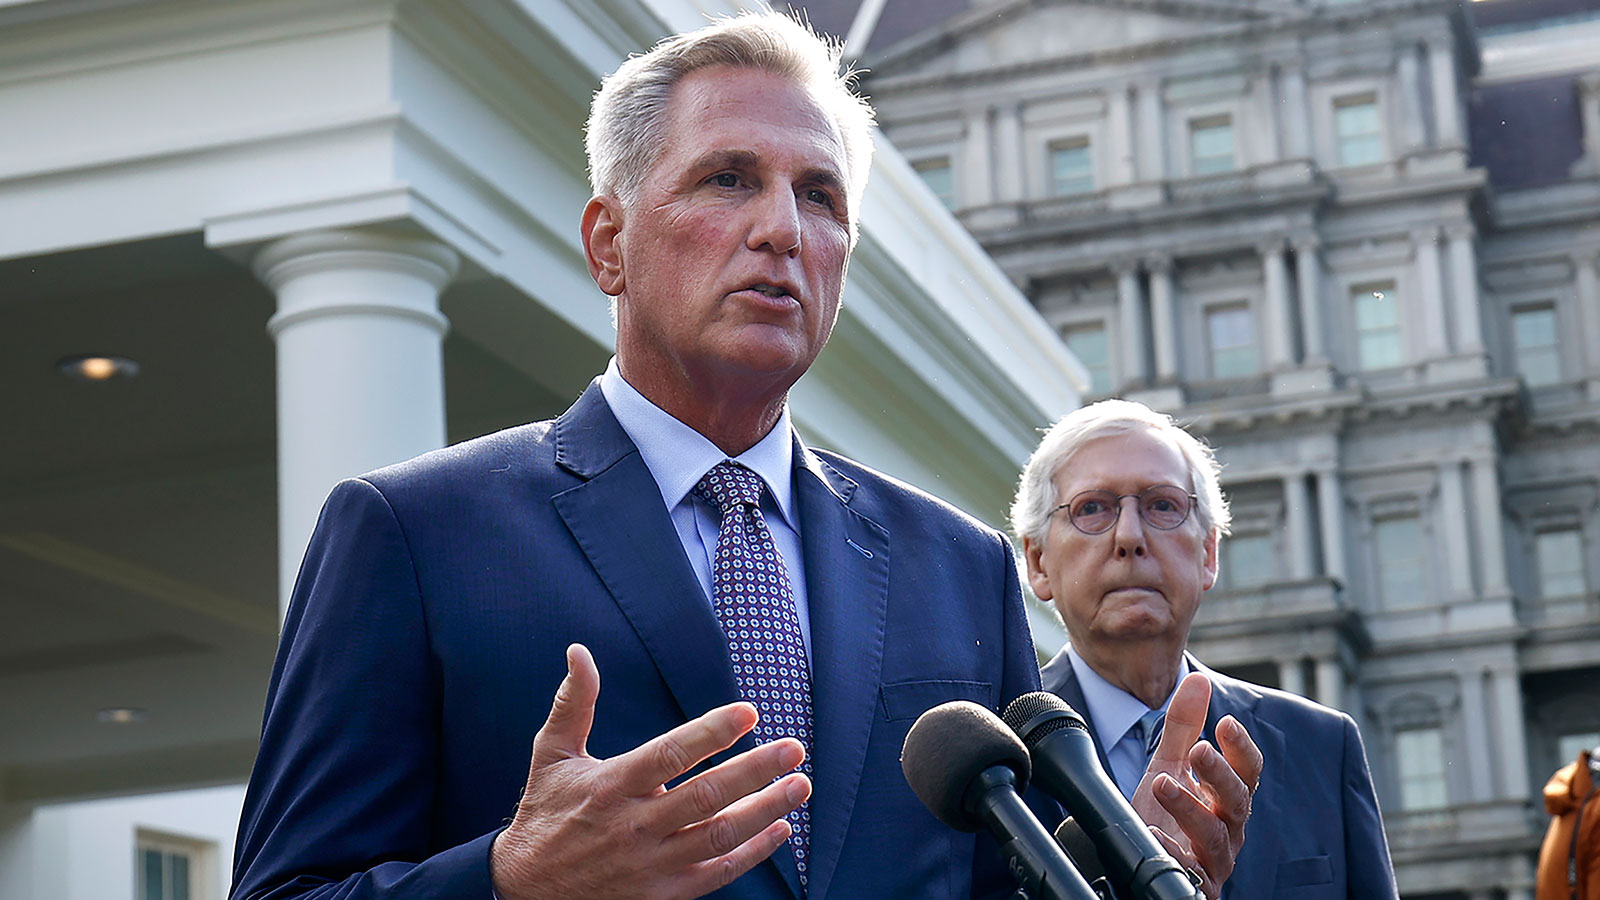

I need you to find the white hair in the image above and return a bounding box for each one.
[1010,399,1231,543]
[584,10,876,227]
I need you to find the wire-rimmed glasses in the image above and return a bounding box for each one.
[1048,485,1198,535]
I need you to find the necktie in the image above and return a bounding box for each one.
[1113,707,1167,797]
[694,461,813,887]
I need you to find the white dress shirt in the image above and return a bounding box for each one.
[1065,644,1188,797]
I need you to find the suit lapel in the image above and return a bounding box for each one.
[792,444,889,900]
[1039,648,1116,777]
[550,384,741,731]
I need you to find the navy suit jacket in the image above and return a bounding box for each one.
[1040,648,1398,899]
[232,383,1044,900]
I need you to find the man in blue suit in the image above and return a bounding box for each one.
[232,13,1249,900]
[1012,399,1399,899]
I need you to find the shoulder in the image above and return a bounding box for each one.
[351,420,561,508]
[1204,665,1354,735]
[809,448,1006,546]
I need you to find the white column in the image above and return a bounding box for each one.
[1293,235,1327,362]
[1397,44,1427,152]
[1137,80,1167,181]
[1285,473,1313,580]
[1471,456,1510,597]
[1280,66,1312,159]
[1460,671,1492,802]
[1446,225,1485,354]
[257,229,458,612]
[1579,74,1600,167]
[993,102,1025,203]
[1116,261,1149,388]
[1314,658,1344,711]
[1414,227,1451,359]
[1107,85,1136,185]
[1492,667,1531,799]
[1575,249,1600,377]
[1147,255,1179,381]
[1316,468,1347,584]
[1278,659,1306,698]
[1261,238,1295,369]
[1437,459,1475,600]
[1426,39,1464,148]
[963,108,994,207]
[1252,71,1281,164]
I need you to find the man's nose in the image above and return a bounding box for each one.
[1111,495,1147,557]
[747,186,802,256]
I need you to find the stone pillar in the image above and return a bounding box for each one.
[1446,224,1485,354]
[1397,44,1427,152]
[1285,472,1314,580]
[1116,261,1149,388]
[1252,71,1281,164]
[1279,659,1306,698]
[1293,234,1327,362]
[1316,468,1347,584]
[1261,238,1296,369]
[1426,39,1464,148]
[1577,73,1600,172]
[1107,85,1136,186]
[1471,456,1511,597]
[1147,255,1179,381]
[1137,80,1167,182]
[993,102,1025,203]
[1460,670,1492,802]
[1414,227,1451,359]
[963,108,994,207]
[1575,248,1600,382]
[1437,460,1475,599]
[1492,667,1531,799]
[1315,658,1344,711]
[256,229,458,613]
[1280,65,1312,159]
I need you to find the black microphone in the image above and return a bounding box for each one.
[1055,817,1115,900]
[901,700,1099,900]
[1002,692,1200,900]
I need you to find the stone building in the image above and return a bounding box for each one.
[833,0,1600,896]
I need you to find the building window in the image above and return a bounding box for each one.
[1374,515,1425,609]
[1061,322,1112,395]
[1220,532,1274,590]
[912,156,955,208]
[1395,727,1448,809]
[1334,94,1383,166]
[1189,115,1235,175]
[1049,138,1095,195]
[1512,304,1562,386]
[1536,528,1587,598]
[138,846,192,900]
[1353,282,1403,370]
[1207,304,1259,377]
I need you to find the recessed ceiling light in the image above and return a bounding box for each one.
[57,355,140,381]
[96,707,147,724]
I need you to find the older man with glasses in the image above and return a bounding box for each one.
[1011,399,1398,900]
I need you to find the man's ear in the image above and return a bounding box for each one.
[1200,527,1220,592]
[1022,536,1054,602]
[581,195,625,296]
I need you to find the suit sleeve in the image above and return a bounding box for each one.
[1339,713,1400,900]
[231,478,499,900]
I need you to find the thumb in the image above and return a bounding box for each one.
[1152,672,1210,763]
[531,643,600,765]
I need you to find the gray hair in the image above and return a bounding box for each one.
[585,10,876,225]
[1010,399,1231,544]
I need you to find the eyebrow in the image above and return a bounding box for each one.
[690,149,848,197]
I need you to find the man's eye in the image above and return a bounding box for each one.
[805,188,835,208]
[1148,498,1177,513]
[707,172,740,188]
[1075,500,1108,517]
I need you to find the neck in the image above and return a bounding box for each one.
[1075,639,1185,709]
[618,359,788,456]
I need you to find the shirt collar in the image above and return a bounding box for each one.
[1066,644,1189,745]
[599,358,797,528]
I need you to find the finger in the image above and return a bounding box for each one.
[1151,672,1211,764]
[1153,772,1232,889]
[609,701,761,795]
[529,644,601,766]
[1188,739,1251,848]
[666,770,811,867]
[682,817,795,897]
[1216,715,1264,794]
[653,737,806,834]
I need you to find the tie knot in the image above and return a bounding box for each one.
[695,461,765,513]
[1138,708,1166,757]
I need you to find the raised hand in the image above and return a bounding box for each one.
[490,644,810,900]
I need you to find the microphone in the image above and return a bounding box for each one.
[901,700,1099,900]
[1002,692,1201,900]
[1055,817,1114,900]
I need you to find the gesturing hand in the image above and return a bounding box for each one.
[490,644,810,900]
[1130,673,1262,900]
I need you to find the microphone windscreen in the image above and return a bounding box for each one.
[901,700,1031,832]
[1003,691,1090,748]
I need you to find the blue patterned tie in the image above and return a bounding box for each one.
[694,461,812,888]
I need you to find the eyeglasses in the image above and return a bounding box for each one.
[1049,485,1198,535]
